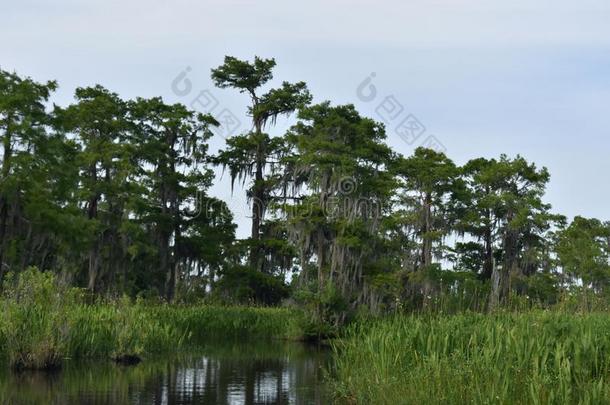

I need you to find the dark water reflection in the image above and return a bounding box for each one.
[0,340,330,404]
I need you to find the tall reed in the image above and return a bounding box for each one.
[0,268,305,369]
[0,269,69,369]
[332,312,610,404]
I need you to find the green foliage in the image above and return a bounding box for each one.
[67,298,184,361]
[0,69,235,301]
[211,55,310,275]
[211,56,276,93]
[153,305,304,341]
[293,281,346,339]
[0,267,70,369]
[556,216,610,291]
[6,58,610,403]
[213,264,290,305]
[3,60,610,324]
[0,268,304,369]
[333,312,610,404]
[283,102,396,325]
[0,70,67,280]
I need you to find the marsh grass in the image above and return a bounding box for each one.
[332,312,610,404]
[0,268,304,370]
[66,299,186,362]
[154,305,304,342]
[0,269,69,370]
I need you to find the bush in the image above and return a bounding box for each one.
[292,282,345,339]
[213,265,290,305]
[0,267,70,369]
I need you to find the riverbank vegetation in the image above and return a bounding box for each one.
[333,312,610,404]
[0,268,303,369]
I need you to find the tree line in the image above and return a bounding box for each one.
[1,56,608,322]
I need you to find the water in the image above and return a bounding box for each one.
[0,340,330,405]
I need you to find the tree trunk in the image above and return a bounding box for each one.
[250,160,263,270]
[490,220,518,309]
[317,231,325,286]
[421,192,433,268]
[162,132,179,301]
[160,229,173,300]
[169,222,182,301]
[86,163,100,292]
[0,121,12,279]
[488,257,504,310]
[249,125,265,272]
[0,197,9,279]
[482,225,493,279]
[88,242,100,292]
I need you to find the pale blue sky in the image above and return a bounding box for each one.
[2,0,609,237]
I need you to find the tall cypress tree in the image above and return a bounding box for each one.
[0,70,58,278]
[211,56,311,272]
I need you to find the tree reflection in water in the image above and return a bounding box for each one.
[0,340,330,405]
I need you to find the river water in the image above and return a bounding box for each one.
[0,340,331,404]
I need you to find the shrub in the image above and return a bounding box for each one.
[213,265,290,305]
[0,267,70,369]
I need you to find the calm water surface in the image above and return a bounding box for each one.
[0,340,330,405]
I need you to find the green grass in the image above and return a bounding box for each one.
[151,304,304,342]
[332,311,610,404]
[0,301,304,369]
[0,268,304,369]
[63,302,304,360]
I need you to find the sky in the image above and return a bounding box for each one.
[2,0,610,237]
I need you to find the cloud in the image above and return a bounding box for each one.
[3,0,610,236]
[3,0,610,50]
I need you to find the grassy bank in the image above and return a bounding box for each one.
[0,269,304,369]
[0,302,303,369]
[63,303,304,359]
[332,312,610,404]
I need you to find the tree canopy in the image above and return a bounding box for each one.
[0,59,606,320]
